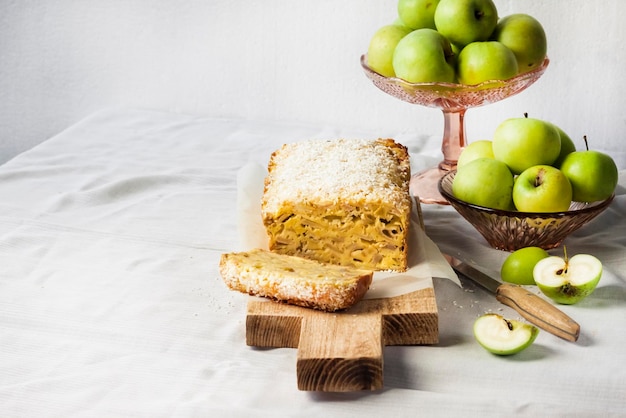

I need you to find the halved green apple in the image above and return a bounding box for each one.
[473,313,539,355]
[533,251,602,305]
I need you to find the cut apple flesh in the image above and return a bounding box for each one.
[533,254,602,287]
[533,254,602,304]
[473,314,539,355]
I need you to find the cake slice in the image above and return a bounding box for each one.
[261,138,412,271]
[219,248,373,312]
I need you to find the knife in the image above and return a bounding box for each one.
[445,254,580,342]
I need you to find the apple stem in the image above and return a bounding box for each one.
[557,246,570,275]
[533,167,546,187]
[524,112,528,118]
[583,135,589,151]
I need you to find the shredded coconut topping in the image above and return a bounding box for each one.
[263,138,410,214]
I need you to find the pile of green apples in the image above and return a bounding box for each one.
[452,114,619,212]
[367,0,548,85]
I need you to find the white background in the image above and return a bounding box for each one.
[2,0,625,166]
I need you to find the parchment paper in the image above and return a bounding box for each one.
[236,162,460,299]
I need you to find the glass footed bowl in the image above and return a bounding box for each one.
[361,54,549,204]
[360,54,549,111]
[438,170,614,252]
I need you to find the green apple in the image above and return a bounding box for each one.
[492,115,561,174]
[392,28,456,83]
[398,0,441,30]
[552,124,576,167]
[513,165,572,212]
[452,158,514,210]
[473,313,539,355]
[491,13,547,73]
[456,41,518,85]
[501,246,550,285]
[559,138,618,202]
[367,24,414,77]
[392,17,408,27]
[434,0,499,48]
[533,249,603,305]
[457,139,494,167]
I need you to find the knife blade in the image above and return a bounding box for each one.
[445,254,580,342]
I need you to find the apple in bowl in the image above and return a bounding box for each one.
[456,41,519,85]
[491,13,547,74]
[559,137,619,203]
[513,165,573,213]
[451,157,514,211]
[397,0,440,30]
[492,114,561,175]
[392,28,457,83]
[367,24,414,78]
[434,0,499,48]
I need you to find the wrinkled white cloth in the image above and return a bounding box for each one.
[0,108,625,417]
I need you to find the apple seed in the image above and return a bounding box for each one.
[504,318,514,331]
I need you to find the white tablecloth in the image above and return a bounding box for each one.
[1,108,625,417]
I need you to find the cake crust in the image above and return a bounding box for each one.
[219,249,373,312]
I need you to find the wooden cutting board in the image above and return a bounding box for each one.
[246,285,438,392]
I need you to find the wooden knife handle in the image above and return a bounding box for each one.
[496,284,580,342]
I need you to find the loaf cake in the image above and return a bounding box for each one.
[262,138,412,272]
[219,248,373,311]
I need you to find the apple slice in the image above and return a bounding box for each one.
[533,250,602,305]
[473,313,539,355]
